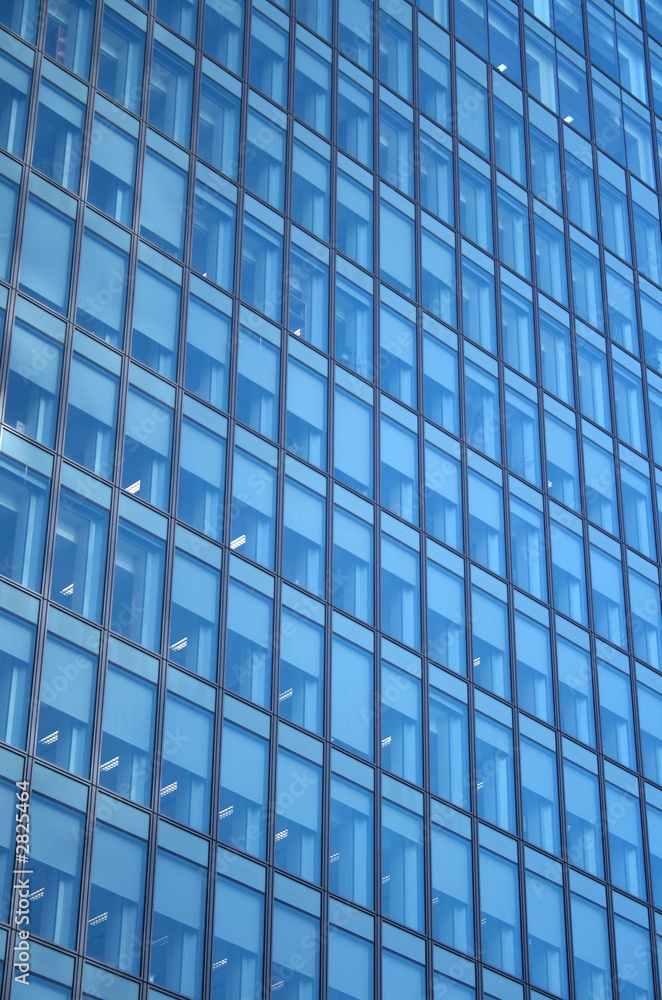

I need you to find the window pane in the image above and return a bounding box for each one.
[33,79,85,192]
[168,550,220,679]
[64,355,118,479]
[213,876,264,1000]
[479,848,521,977]
[50,488,108,622]
[87,113,137,227]
[430,684,469,808]
[36,634,97,777]
[381,532,421,650]
[45,0,95,78]
[382,799,424,932]
[86,822,147,975]
[521,737,560,855]
[76,229,129,347]
[219,720,269,859]
[4,320,63,448]
[121,386,173,511]
[131,261,180,379]
[0,51,31,158]
[160,692,213,832]
[191,180,236,291]
[476,712,516,833]
[225,578,273,706]
[19,196,75,315]
[230,448,277,569]
[151,850,206,999]
[274,748,322,883]
[286,357,327,469]
[30,794,85,949]
[184,290,231,411]
[288,243,329,350]
[203,0,244,76]
[331,634,373,760]
[99,662,156,806]
[282,478,326,598]
[177,416,226,541]
[0,609,35,750]
[140,148,187,258]
[110,519,166,652]
[432,823,473,955]
[148,41,193,146]
[279,606,324,733]
[98,6,145,114]
[0,454,51,593]
[329,774,373,908]
[271,902,319,997]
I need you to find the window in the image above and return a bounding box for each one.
[432,821,473,954]
[64,352,119,478]
[150,848,206,999]
[160,690,213,832]
[98,660,156,806]
[0,453,51,594]
[110,517,166,652]
[44,0,96,78]
[225,576,273,706]
[86,820,147,975]
[329,772,374,908]
[148,40,193,146]
[33,79,85,193]
[236,325,280,439]
[121,384,173,511]
[0,609,36,750]
[382,798,424,932]
[183,285,231,411]
[230,447,277,569]
[50,487,109,622]
[479,847,521,977]
[203,0,243,75]
[282,476,326,598]
[19,195,75,315]
[274,747,322,883]
[177,415,226,541]
[4,319,63,449]
[286,356,327,469]
[191,179,236,290]
[97,5,145,114]
[29,793,85,950]
[213,875,264,1000]
[87,113,137,227]
[219,720,269,859]
[279,605,324,733]
[76,228,130,346]
[140,147,187,258]
[168,549,221,679]
[0,51,31,158]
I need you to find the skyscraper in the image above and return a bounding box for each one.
[2,0,662,996]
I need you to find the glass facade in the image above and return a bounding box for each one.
[4,0,662,997]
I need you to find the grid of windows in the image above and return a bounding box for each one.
[3,0,662,997]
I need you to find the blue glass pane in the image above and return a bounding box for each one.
[50,488,109,622]
[151,850,206,999]
[0,609,36,750]
[213,876,264,1000]
[86,822,147,975]
[99,663,156,806]
[36,634,97,777]
[30,794,85,949]
[0,454,50,593]
[219,721,269,858]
